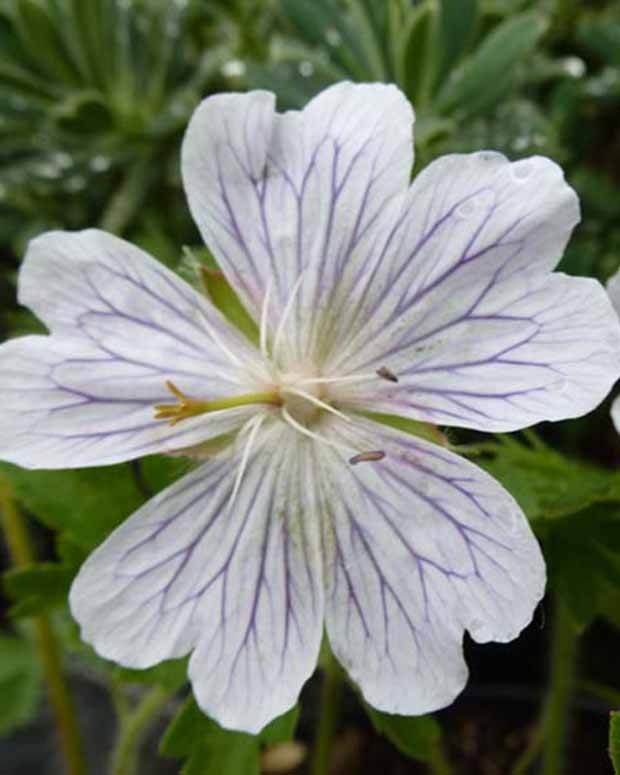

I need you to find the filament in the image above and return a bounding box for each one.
[280,386,351,422]
[227,414,266,512]
[273,273,305,364]
[281,407,352,454]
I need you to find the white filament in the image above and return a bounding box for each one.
[281,407,352,454]
[273,273,305,365]
[259,278,272,360]
[281,386,351,422]
[227,413,266,511]
[296,373,378,386]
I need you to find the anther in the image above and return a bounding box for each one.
[377,367,398,383]
[349,450,386,465]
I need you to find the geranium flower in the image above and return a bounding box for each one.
[1,83,619,733]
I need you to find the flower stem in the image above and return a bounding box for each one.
[541,599,579,775]
[311,652,344,775]
[0,478,87,775]
[109,686,170,775]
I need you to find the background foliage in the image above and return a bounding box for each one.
[2,1,620,773]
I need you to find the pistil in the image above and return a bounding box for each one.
[154,380,280,425]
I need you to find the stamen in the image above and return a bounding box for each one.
[154,381,280,425]
[227,414,266,511]
[199,314,244,368]
[377,366,398,383]
[280,386,351,422]
[273,273,305,364]
[349,450,386,465]
[259,278,273,360]
[296,373,377,386]
[281,407,352,454]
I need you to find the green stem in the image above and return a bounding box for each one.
[311,653,344,775]
[0,478,87,775]
[580,680,620,708]
[541,599,579,775]
[512,725,543,775]
[109,687,170,775]
[428,738,453,775]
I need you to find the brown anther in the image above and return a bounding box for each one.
[349,450,386,465]
[377,366,398,383]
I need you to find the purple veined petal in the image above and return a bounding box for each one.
[335,271,620,432]
[0,335,257,468]
[319,417,545,716]
[181,82,413,362]
[0,229,268,468]
[69,422,324,733]
[320,152,620,432]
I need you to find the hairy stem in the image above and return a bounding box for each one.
[109,686,170,775]
[311,652,344,775]
[0,478,87,775]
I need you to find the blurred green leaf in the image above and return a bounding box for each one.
[0,634,42,736]
[366,706,441,762]
[473,434,620,523]
[259,706,300,745]
[436,11,547,117]
[545,505,620,629]
[114,658,189,692]
[402,2,437,107]
[4,562,74,618]
[160,696,260,775]
[0,462,143,549]
[612,711,620,773]
[436,0,478,82]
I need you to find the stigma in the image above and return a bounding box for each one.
[154,381,281,426]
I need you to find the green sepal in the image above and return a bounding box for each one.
[183,246,259,347]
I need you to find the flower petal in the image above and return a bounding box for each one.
[0,230,265,468]
[327,154,620,431]
[181,82,413,359]
[607,268,620,317]
[70,423,324,733]
[320,418,544,715]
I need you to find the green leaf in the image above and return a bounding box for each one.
[14,0,80,85]
[610,711,620,773]
[0,634,42,736]
[4,562,74,618]
[0,462,145,550]
[545,504,620,629]
[436,0,477,83]
[366,706,441,761]
[114,658,188,691]
[473,435,620,523]
[160,697,260,775]
[259,706,299,745]
[436,12,547,118]
[402,3,436,107]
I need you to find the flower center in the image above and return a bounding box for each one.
[276,371,325,427]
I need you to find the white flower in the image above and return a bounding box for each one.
[606,269,620,431]
[1,82,619,733]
